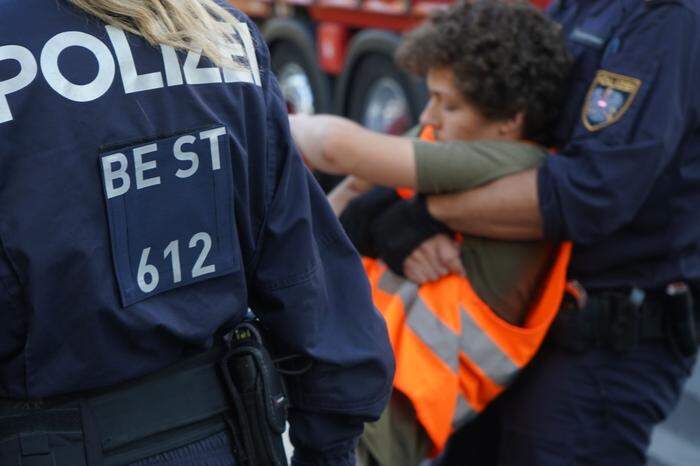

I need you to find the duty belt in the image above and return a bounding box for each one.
[550,286,698,355]
[0,348,231,466]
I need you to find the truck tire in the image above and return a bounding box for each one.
[266,19,331,114]
[347,53,424,135]
[265,19,336,192]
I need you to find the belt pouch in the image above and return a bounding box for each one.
[665,285,698,357]
[220,322,288,466]
[688,280,700,344]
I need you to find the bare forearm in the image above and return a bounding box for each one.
[426,170,544,240]
[290,114,416,187]
[323,120,415,187]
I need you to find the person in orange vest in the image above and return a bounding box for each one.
[290,1,573,464]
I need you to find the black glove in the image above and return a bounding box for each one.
[370,195,452,276]
[339,187,401,257]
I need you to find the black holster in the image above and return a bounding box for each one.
[687,280,700,345]
[665,283,698,357]
[219,322,289,466]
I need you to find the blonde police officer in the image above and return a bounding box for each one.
[0,1,394,465]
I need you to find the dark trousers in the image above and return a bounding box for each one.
[436,340,696,466]
[128,431,236,466]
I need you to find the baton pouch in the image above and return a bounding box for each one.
[219,322,289,466]
[688,280,700,345]
[665,285,698,357]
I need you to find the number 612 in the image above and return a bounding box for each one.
[137,231,215,293]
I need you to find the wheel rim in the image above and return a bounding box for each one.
[277,62,315,114]
[362,77,410,134]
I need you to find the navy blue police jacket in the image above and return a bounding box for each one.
[0,0,393,460]
[539,0,700,290]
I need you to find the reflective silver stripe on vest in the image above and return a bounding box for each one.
[458,307,520,387]
[406,298,460,371]
[377,268,404,294]
[378,268,419,309]
[452,394,478,431]
[377,268,519,387]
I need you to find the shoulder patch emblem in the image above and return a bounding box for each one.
[582,70,641,131]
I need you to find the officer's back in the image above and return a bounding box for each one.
[0,1,393,464]
[0,0,270,398]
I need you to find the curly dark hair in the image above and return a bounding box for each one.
[396,0,571,145]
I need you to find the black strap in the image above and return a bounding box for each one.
[0,348,234,465]
[88,350,230,453]
[80,400,103,466]
[0,409,81,441]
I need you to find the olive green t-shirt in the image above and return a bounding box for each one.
[412,139,553,323]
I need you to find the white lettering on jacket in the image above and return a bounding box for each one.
[102,126,226,199]
[0,24,260,124]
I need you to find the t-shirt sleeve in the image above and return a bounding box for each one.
[413,140,547,194]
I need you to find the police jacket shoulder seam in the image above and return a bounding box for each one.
[246,41,277,275]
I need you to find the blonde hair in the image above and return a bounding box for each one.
[68,0,244,68]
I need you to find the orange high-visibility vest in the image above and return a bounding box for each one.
[363,126,572,455]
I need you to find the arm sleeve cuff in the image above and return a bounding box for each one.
[413,140,441,193]
[291,446,356,466]
[289,410,362,466]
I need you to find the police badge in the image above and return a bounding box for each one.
[582,70,641,131]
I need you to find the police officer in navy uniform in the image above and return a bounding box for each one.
[0,1,393,465]
[366,0,700,464]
